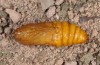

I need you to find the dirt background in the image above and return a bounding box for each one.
[0,0,100,65]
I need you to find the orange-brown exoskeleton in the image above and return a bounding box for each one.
[13,21,88,47]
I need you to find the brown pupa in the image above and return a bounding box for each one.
[13,21,88,47]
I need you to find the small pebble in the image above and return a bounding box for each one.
[4,27,11,34]
[56,6,61,12]
[55,0,64,5]
[58,2,69,19]
[46,6,56,18]
[68,10,74,19]
[91,43,97,48]
[65,61,77,65]
[1,38,9,47]
[54,14,59,19]
[39,0,54,10]
[0,10,8,18]
[55,58,64,65]
[0,18,8,27]
[5,9,21,23]
[39,47,43,51]
[91,60,96,65]
[73,15,79,23]
[80,53,94,65]
[89,48,95,52]
[79,7,85,13]
[84,47,88,52]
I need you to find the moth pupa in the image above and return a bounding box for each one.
[13,21,88,47]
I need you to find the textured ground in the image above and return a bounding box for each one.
[0,0,100,65]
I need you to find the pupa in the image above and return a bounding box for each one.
[13,21,88,47]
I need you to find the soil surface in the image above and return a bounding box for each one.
[0,0,100,65]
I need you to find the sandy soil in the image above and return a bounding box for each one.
[0,0,100,65]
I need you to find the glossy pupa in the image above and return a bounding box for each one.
[13,21,88,47]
